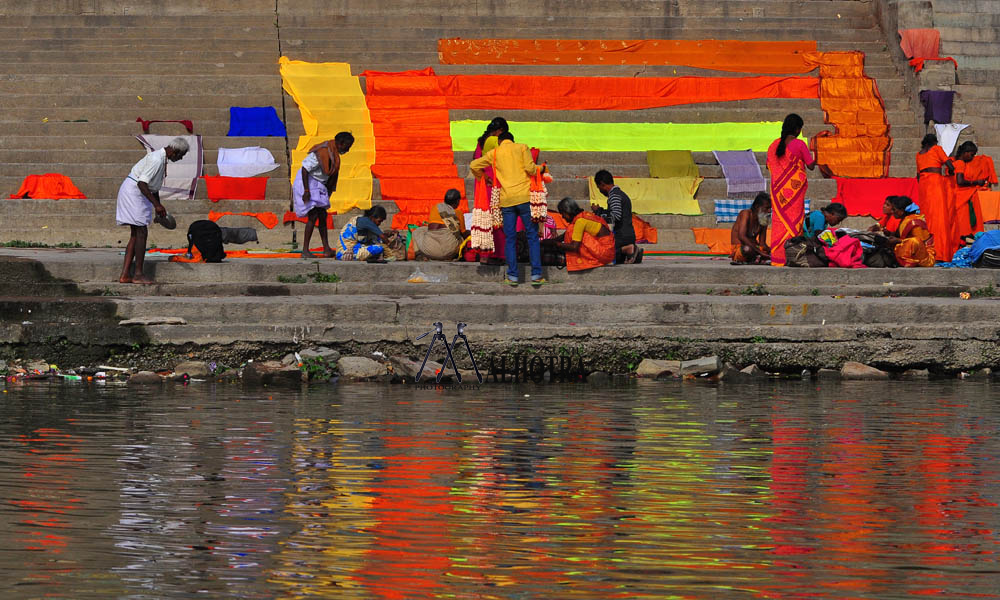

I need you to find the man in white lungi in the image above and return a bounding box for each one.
[116,137,188,284]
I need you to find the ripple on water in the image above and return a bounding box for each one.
[0,380,999,599]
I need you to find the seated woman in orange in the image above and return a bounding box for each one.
[541,197,615,272]
[915,133,957,262]
[872,195,935,267]
[953,141,997,243]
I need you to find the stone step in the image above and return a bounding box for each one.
[0,75,282,95]
[938,26,1000,44]
[933,12,1000,28]
[96,291,1000,328]
[0,135,289,152]
[941,41,1000,57]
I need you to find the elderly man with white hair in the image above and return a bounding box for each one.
[116,136,188,284]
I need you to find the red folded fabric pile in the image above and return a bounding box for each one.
[10,174,86,199]
[201,176,268,201]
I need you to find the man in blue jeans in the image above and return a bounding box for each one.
[469,131,544,286]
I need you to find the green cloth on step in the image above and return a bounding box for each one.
[647,150,699,178]
[451,120,786,152]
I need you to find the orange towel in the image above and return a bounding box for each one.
[201,176,267,201]
[208,210,279,229]
[10,174,86,199]
[438,39,819,74]
[691,227,733,254]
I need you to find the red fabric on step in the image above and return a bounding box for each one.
[136,117,194,134]
[201,176,268,201]
[831,176,919,218]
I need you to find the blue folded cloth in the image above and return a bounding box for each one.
[715,198,810,223]
[227,107,286,137]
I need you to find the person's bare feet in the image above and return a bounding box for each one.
[119,276,133,284]
[322,249,335,258]
[132,275,155,285]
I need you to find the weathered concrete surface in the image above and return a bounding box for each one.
[4,250,1000,373]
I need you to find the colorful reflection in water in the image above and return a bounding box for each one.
[1,380,999,598]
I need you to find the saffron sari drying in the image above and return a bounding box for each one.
[766,137,814,266]
[953,155,997,238]
[916,145,957,262]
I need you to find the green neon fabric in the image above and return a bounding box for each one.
[451,120,788,152]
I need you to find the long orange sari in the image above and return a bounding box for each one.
[953,155,997,238]
[892,213,935,267]
[767,138,813,266]
[564,212,615,272]
[916,145,957,262]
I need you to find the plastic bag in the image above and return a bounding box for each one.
[407,268,446,283]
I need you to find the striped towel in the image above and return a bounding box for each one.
[712,150,767,197]
[715,198,810,223]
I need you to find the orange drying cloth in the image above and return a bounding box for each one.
[691,228,733,254]
[208,210,279,229]
[433,73,819,111]
[201,176,267,201]
[283,210,335,229]
[980,191,1000,223]
[898,29,940,59]
[908,57,958,74]
[10,174,86,199]
[438,39,819,74]
[633,216,658,244]
[361,69,467,229]
[803,51,891,178]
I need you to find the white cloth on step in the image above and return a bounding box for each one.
[217,146,280,178]
[135,134,203,200]
[934,123,969,155]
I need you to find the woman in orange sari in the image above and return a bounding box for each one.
[766,114,816,266]
[542,197,615,272]
[873,195,935,267]
[916,133,957,262]
[953,141,997,242]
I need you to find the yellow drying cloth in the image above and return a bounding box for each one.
[451,120,786,152]
[647,150,699,178]
[279,57,375,213]
[588,177,703,215]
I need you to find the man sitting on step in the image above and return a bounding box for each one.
[730,192,772,265]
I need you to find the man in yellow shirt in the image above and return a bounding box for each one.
[469,132,545,286]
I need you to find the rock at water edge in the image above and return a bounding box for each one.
[174,361,211,378]
[128,371,163,384]
[841,362,889,380]
[635,358,681,378]
[243,361,305,386]
[338,356,387,379]
[680,356,720,376]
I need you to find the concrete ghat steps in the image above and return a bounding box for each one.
[18,249,1000,288]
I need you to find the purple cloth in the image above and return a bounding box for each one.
[919,90,954,124]
[712,150,766,198]
[291,171,330,217]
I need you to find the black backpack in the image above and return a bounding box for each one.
[977,248,1000,268]
[187,220,226,263]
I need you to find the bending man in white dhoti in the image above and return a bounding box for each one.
[116,136,188,284]
[292,131,354,258]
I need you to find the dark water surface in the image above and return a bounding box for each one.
[2,379,1000,599]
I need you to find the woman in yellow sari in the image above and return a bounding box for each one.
[766,114,816,266]
[874,195,935,267]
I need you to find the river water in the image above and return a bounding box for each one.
[1,379,999,599]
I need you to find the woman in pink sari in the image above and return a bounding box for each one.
[766,114,816,266]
